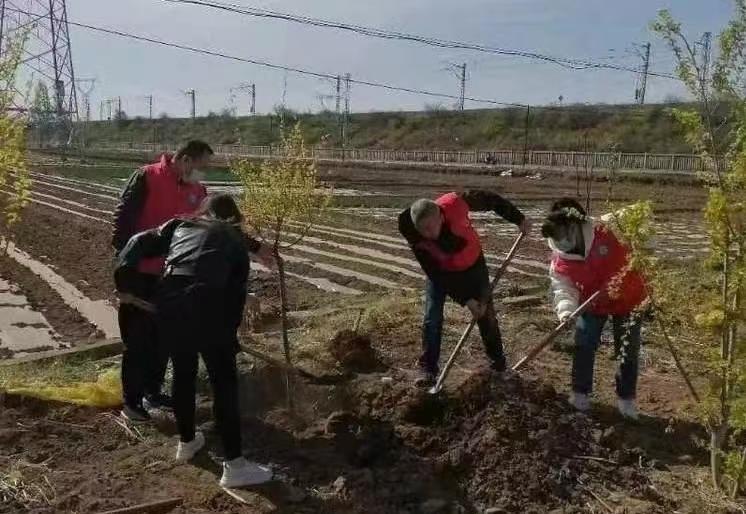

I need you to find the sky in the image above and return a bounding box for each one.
[20,0,737,117]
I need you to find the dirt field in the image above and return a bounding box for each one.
[0,156,740,513]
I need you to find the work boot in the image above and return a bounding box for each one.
[143,393,174,411]
[414,369,436,388]
[617,398,639,420]
[121,403,151,423]
[175,432,205,463]
[568,392,591,412]
[219,457,273,488]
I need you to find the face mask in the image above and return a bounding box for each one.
[183,169,203,184]
[554,238,575,252]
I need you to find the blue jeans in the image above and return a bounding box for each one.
[572,312,642,399]
[419,279,505,374]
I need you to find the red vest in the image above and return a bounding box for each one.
[136,154,206,274]
[417,192,482,272]
[552,225,646,315]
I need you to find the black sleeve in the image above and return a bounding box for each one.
[112,169,147,252]
[113,219,180,292]
[398,208,421,246]
[399,208,446,286]
[461,190,525,226]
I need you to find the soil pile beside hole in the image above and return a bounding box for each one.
[328,330,380,372]
[344,370,671,513]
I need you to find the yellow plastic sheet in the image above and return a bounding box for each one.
[6,369,122,408]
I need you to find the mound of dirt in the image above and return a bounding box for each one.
[343,369,675,513]
[328,330,380,372]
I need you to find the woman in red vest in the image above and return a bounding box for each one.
[399,191,530,386]
[541,198,647,420]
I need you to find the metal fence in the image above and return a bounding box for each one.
[71,142,715,173]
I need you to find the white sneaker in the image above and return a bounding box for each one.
[219,457,273,488]
[617,398,639,420]
[175,432,205,463]
[568,392,591,412]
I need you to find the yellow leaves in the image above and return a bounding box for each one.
[0,32,29,231]
[232,122,331,247]
[696,309,726,330]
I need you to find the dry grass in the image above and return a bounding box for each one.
[0,354,117,391]
[0,457,56,509]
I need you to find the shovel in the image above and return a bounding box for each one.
[428,233,525,395]
[511,290,601,371]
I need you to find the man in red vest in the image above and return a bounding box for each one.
[541,198,647,420]
[399,191,530,386]
[112,140,211,421]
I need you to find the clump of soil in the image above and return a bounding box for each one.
[328,330,380,372]
[343,369,681,513]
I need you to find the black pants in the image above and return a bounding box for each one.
[119,272,169,407]
[158,277,243,460]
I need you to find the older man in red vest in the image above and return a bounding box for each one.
[399,191,529,386]
[112,140,211,421]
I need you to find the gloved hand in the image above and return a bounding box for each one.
[519,218,532,235]
[466,299,487,319]
[559,312,572,324]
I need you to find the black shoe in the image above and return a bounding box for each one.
[143,393,173,411]
[121,403,151,423]
[414,370,437,388]
[491,357,507,373]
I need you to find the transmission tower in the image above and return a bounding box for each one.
[343,73,351,146]
[0,0,79,125]
[444,62,467,111]
[229,83,256,116]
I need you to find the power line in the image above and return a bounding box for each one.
[164,0,680,80]
[4,5,526,108]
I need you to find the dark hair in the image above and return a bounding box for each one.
[175,140,214,160]
[541,198,587,239]
[549,198,586,216]
[198,193,243,223]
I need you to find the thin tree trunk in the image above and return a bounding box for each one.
[731,447,746,498]
[654,314,700,403]
[714,251,732,488]
[275,248,293,409]
[712,425,726,488]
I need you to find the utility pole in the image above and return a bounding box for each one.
[343,73,351,148]
[117,96,122,119]
[336,75,344,142]
[147,95,153,120]
[335,75,341,114]
[636,42,651,105]
[185,89,196,118]
[458,62,466,111]
[250,83,256,115]
[0,0,6,58]
[702,31,713,81]
[522,105,531,165]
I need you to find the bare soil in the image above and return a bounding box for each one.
[0,161,738,513]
